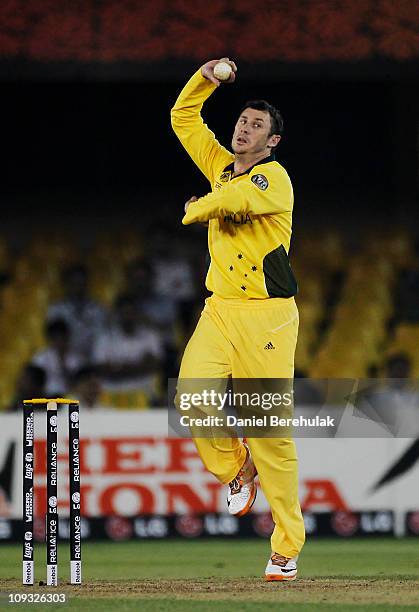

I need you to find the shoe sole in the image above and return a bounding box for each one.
[231,485,257,517]
[264,573,297,582]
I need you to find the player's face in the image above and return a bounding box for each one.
[232,108,277,155]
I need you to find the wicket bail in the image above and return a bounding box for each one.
[22,398,82,587]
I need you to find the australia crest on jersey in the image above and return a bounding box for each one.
[215,170,232,190]
[219,171,231,182]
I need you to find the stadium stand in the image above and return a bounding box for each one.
[0,225,417,410]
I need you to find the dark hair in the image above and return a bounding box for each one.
[240,100,284,147]
[126,257,152,276]
[46,318,69,338]
[63,264,87,282]
[385,353,411,375]
[72,366,97,385]
[114,293,138,310]
[23,364,47,388]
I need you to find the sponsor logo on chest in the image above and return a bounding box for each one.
[223,213,253,225]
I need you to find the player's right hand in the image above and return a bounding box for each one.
[201,58,237,86]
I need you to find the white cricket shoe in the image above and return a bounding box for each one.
[264,553,298,582]
[227,445,257,517]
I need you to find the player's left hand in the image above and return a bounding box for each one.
[184,195,198,213]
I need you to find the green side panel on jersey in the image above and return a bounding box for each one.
[263,244,298,298]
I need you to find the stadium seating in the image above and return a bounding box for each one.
[0,227,416,409]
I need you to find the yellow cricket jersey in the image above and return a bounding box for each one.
[171,70,297,300]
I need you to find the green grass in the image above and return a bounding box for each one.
[1,539,419,610]
[2,538,419,580]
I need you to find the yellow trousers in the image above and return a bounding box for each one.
[178,295,305,558]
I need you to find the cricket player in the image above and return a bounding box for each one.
[171,58,305,581]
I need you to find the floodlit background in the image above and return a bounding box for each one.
[0,0,418,557]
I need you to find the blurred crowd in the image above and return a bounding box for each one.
[1,225,419,412]
[5,224,207,411]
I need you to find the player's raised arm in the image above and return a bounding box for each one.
[170,58,236,185]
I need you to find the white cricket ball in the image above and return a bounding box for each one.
[214,61,232,81]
